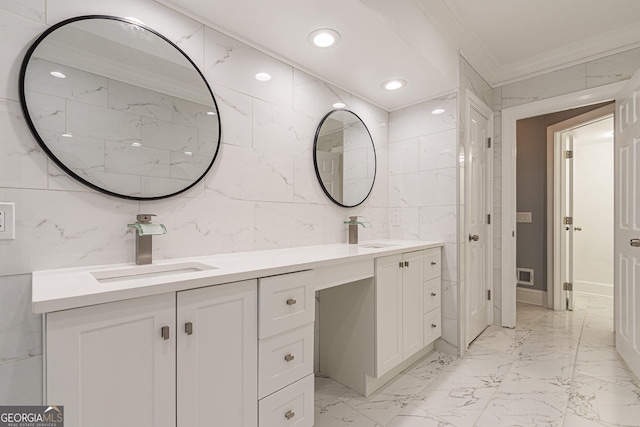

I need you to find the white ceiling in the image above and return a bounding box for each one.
[159,0,640,111]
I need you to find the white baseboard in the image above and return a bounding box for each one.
[516,287,547,307]
[574,281,613,297]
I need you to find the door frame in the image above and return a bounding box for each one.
[546,105,615,310]
[501,82,625,327]
[465,89,493,347]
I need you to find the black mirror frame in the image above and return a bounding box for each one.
[312,109,377,208]
[19,15,221,201]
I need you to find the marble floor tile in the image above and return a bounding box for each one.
[314,400,382,427]
[314,293,640,426]
[402,351,455,384]
[469,325,530,355]
[315,375,352,412]
[340,374,429,426]
[574,345,640,388]
[567,373,640,426]
[390,386,497,427]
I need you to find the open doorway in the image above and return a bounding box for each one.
[514,102,613,312]
[548,106,614,312]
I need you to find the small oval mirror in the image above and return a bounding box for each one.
[19,15,221,200]
[313,109,376,207]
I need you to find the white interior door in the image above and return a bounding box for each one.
[614,68,640,378]
[466,95,493,346]
[316,151,342,201]
[560,130,575,310]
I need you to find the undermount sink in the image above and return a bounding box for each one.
[91,262,217,284]
[359,243,398,249]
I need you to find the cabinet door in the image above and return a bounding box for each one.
[177,280,257,427]
[46,293,176,427]
[402,251,424,359]
[375,254,403,377]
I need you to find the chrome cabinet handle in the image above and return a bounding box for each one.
[404,261,409,267]
[574,227,582,231]
[431,261,437,266]
[631,239,640,247]
[431,323,437,328]
[431,292,437,297]
[469,234,480,242]
[285,410,295,420]
[284,354,295,362]
[161,326,170,340]
[185,322,193,336]
[286,298,297,306]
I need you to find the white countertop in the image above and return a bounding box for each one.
[32,240,443,314]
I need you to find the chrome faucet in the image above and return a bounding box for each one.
[344,216,371,244]
[127,214,167,265]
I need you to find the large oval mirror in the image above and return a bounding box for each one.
[313,109,376,207]
[19,15,221,200]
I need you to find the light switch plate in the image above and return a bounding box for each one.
[0,203,15,239]
[516,212,532,223]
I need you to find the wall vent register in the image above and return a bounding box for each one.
[517,268,534,286]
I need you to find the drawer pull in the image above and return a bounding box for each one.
[431,292,437,297]
[284,353,295,362]
[161,326,170,340]
[431,323,437,328]
[185,322,193,336]
[286,298,297,306]
[431,261,437,266]
[285,410,295,420]
[404,261,409,267]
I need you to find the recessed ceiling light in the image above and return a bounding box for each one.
[308,29,341,48]
[431,108,445,115]
[131,142,142,147]
[333,102,346,109]
[50,71,66,79]
[61,133,73,138]
[255,72,272,82]
[382,79,406,91]
[184,151,193,156]
[206,111,216,116]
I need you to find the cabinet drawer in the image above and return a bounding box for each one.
[423,278,441,313]
[259,271,315,339]
[259,324,314,399]
[424,248,442,281]
[259,374,314,427]
[423,307,442,345]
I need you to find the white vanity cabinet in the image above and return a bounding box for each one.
[45,280,258,427]
[177,280,257,427]
[375,250,425,377]
[46,293,176,427]
[258,270,315,427]
[423,248,442,345]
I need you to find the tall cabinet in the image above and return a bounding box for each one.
[46,280,257,427]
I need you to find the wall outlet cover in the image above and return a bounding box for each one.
[0,202,15,240]
[391,211,401,226]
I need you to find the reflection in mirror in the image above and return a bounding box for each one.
[313,110,376,207]
[20,15,221,200]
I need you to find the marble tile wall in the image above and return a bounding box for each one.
[388,92,459,348]
[0,0,396,404]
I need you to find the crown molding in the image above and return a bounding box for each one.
[491,23,640,86]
